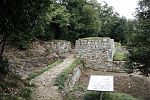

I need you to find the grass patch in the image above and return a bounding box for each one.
[27,60,62,80]
[84,92,138,100]
[115,42,121,48]
[20,87,32,100]
[114,42,127,61]
[113,52,126,61]
[55,58,82,90]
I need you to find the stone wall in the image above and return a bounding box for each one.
[5,41,60,78]
[75,37,115,69]
[4,40,71,78]
[64,64,82,92]
[48,40,71,55]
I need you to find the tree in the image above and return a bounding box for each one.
[110,17,127,44]
[98,3,127,44]
[126,0,150,76]
[38,4,71,40]
[125,19,138,45]
[61,0,102,42]
[0,0,51,55]
[0,0,51,74]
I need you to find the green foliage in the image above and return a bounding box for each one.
[59,0,102,42]
[115,42,121,48]
[39,4,71,40]
[99,3,129,44]
[27,60,62,80]
[0,0,51,52]
[126,0,150,76]
[113,52,126,61]
[55,58,82,90]
[125,20,138,45]
[20,87,32,100]
[114,42,127,61]
[84,92,138,100]
[0,72,33,100]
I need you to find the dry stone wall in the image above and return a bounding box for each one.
[48,40,71,55]
[75,37,115,69]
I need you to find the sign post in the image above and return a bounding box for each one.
[99,91,103,100]
[87,75,114,100]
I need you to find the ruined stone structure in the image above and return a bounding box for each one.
[75,37,115,69]
[49,40,71,54]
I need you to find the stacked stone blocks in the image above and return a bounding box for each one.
[75,37,115,69]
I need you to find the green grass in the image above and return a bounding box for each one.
[27,60,62,80]
[84,92,138,100]
[113,52,126,61]
[55,58,82,90]
[114,42,127,61]
[115,42,121,48]
[20,87,32,100]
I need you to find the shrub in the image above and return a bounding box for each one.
[113,52,126,61]
[115,42,121,48]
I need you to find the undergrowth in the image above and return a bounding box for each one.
[55,58,82,90]
[113,52,126,61]
[0,72,34,100]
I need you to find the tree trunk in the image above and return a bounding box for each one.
[0,37,6,57]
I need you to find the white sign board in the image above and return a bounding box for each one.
[87,75,114,91]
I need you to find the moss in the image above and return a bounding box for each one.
[27,60,62,80]
[84,92,138,100]
[55,58,82,90]
[113,52,126,61]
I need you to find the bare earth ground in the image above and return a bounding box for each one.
[64,69,150,100]
[31,55,75,100]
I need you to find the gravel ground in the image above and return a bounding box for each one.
[31,55,75,100]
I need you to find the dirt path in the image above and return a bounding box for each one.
[31,55,75,100]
